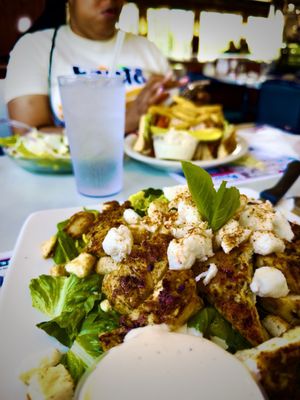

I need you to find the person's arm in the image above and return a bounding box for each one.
[4,32,60,132]
[7,75,185,135]
[7,77,167,135]
[7,88,163,135]
[125,76,167,133]
[125,74,188,134]
[7,94,63,133]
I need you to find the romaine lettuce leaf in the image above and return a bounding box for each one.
[61,350,88,384]
[188,307,250,353]
[61,308,120,382]
[30,274,102,319]
[52,217,91,264]
[75,309,120,358]
[129,188,168,216]
[52,219,79,264]
[53,230,80,264]
[37,308,88,347]
[30,274,102,347]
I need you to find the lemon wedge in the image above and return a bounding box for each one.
[188,128,223,141]
[150,126,168,135]
[150,126,223,142]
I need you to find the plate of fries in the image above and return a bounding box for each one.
[125,96,248,172]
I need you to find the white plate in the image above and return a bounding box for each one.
[2,200,298,398]
[0,207,81,399]
[0,205,262,399]
[124,134,249,172]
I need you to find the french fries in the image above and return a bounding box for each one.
[133,95,237,161]
[126,87,144,103]
[147,97,224,129]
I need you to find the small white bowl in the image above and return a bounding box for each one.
[153,129,198,161]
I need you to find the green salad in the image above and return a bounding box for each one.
[24,164,256,400]
[0,130,72,173]
[0,129,70,159]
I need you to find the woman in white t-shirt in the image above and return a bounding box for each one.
[5,0,177,133]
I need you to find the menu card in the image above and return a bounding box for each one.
[0,251,12,289]
[170,125,300,186]
[170,153,296,186]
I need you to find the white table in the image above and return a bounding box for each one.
[1,154,300,254]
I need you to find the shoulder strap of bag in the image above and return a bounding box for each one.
[48,26,64,127]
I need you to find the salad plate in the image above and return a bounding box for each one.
[0,203,261,400]
[0,182,298,399]
[124,134,249,172]
[5,152,73,174]
[0,207,81,399]
[0,126,72,174]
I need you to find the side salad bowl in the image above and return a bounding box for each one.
[0,119,72,174]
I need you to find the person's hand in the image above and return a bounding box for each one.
[125,73,188,134]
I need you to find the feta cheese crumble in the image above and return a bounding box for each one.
[123,209,141,225]
[273,210,294,242]
[167,232,214,270]
[176,199,202,225]
[250,231,285,255]
[195,263,218,285]
[215,219,251,253]
[163,185,188,201]
[250,266,289,298]
[239,201,274,231]
[147,200,167,224]
[102,225,133,262]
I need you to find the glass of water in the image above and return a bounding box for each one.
[58,73,125,197]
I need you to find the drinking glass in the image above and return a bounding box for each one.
[58,74,125,197]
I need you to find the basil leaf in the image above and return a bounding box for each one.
[181,161,214,222]
[210,182,240,231]
[181,161,240,231]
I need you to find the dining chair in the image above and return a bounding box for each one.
[256,79,300,134]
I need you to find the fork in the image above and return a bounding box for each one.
[260,160,300,205]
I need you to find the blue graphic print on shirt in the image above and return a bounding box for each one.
[72,66,147,86]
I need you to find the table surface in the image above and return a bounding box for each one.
[1,154,300,254]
